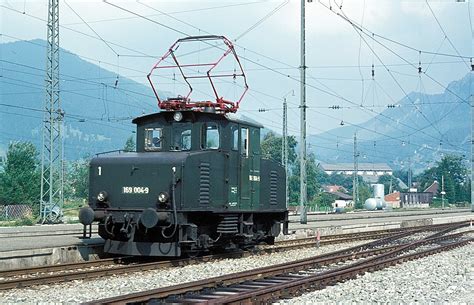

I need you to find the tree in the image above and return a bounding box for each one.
[377,174,402,195]
[288,153,327,204]
[65,158,90,200]
[416,155,469,203]
[325,173,353,190]
[313,192,337,210]
[357,181,371,209]
[0,142,40,211]
[260,132,297,165]
[123,136,136,152]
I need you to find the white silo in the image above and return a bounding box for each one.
[364,198,377,210]
[373,184,384,199]
[364,184,387,210]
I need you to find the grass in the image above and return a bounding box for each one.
[62,198,87,220]
[0,217,37,227]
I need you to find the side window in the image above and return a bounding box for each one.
[144,128,162,151]
[251,128,260,154]
[202,123,220,149]
[241,127,248,157]
[172,124,192,151]
[231,125,238,151]
[180,129,192,150]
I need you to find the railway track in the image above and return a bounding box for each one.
[89,222,472,304]
[287,208,472,223]
[274,220,468,246]
[0,221,468,291]
[0,234,374,291]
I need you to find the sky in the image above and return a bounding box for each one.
[1,0,473,139]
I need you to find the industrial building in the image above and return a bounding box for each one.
[321,163,393,183]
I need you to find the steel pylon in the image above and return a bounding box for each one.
[40,0,63,223]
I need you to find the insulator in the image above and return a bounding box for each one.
[471,58,473,71]
[258,108,266,112]
[418,50,422,74]
[371,64,375,78]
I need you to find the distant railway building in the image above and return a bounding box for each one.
[423,180,439,197]
[399,192,433,208]
[384,191,401,208]
[321,163,393,183]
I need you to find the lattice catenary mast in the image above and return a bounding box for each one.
[40,0,64,223]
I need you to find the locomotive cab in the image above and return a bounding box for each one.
[133,110,267,210]
[80,111,288,256]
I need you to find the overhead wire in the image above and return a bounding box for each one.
[333,3,448,145]
[317,1,471,105]
[0,31,452,151]
[64,0,118,56]
[62,1,268,26]
[1,0,468,159]
[357,0,366,106]
[234,0,289,41]
[319,1,469,149]
[425,0,471,70]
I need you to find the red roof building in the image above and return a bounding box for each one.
[423,181,439,196]
[385,191,401,208]
[322,185,348,193]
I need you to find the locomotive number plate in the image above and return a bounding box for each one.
[122,186,150,194]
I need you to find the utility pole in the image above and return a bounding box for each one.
[408,156,412,189]
[441,175,445,210]
[40,0,64,223]
[282,96,288,208]
[353,132,359,208]
[471,92,474,212]
[470,0,474,213]
[299,0,307,224]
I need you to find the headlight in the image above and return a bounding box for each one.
[158,191,169,203]
[173,111,183,122]
[97,191,108,202]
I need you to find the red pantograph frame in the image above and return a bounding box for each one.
[147,35,248,113]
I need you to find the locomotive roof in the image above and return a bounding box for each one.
[132,111,264,128]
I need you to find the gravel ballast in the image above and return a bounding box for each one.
[282,242,474,304]
[0,241,371,303]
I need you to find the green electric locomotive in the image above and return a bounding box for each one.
[80,110,288,256]
[79,36,289,256]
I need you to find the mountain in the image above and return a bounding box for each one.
[0,39,170,159]
[1,39,472,170]
[309,73,473,172]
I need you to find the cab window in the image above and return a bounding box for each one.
[144,128,162,151]
[231,125,238,151]
[202,123,220,149]
[171,124,192,151]
[241,127,248,157]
